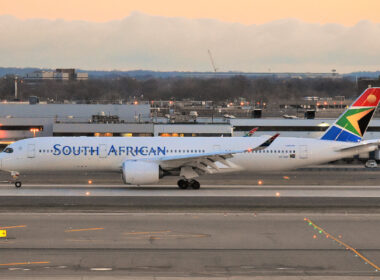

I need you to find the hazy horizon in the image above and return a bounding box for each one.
[1,0,380,73]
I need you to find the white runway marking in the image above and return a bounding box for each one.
[90,267,113,271]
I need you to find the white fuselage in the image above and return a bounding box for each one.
[0,136,361,175]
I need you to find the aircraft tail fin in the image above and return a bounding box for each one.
[244,127,258,137]
[321,87,380,142]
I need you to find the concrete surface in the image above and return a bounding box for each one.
[0,213,380,277]
[1,184,380,210]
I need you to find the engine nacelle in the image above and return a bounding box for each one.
[122,160,160,185]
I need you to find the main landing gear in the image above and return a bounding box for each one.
[177,179,201,190]
[14,181,22,188]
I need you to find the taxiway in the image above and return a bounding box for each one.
[0,212,380,278]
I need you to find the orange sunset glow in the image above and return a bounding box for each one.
[1,0,380,25]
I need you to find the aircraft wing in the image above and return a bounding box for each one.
[139,133,279,178]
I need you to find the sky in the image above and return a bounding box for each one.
[0,0,380,72]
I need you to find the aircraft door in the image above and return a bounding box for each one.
[27,144,36,158]
[99,144,107,158]
[299,145,308,159]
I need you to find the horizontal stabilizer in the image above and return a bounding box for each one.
[337,140,380,153]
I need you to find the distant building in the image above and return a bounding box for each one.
[25,69,88,81]
[358,77,380,93]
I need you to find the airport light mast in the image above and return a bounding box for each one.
[14,76,18,100]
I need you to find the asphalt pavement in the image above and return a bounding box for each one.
[0,212,380,278]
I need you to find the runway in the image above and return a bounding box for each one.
[1,184,380,210]
[1,166,380,186]
[1,168,380,278]
[0,212,380,278]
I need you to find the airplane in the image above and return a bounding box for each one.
[0,87,380,190]
[244,127,258,137]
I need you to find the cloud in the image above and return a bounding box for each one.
[0,12,379,72]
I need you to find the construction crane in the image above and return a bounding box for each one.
[207,49,218,72]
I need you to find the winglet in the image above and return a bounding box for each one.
[244,127,259,137]
[247,133,280,152]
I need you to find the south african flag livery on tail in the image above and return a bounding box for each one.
[321,88,380,142]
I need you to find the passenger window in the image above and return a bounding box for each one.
[3,147,14,153]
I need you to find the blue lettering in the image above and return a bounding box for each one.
[140,146,148,156]
[90,146,99,156]
[118,146,126,156]
[135,147,139,155]
[83,146,89,156]
[126,146,135,156]
[62,146,72,156]
[157,146,166,156]
[72,147,81,156]
[53,144,61,156]
[108,145,117,156]
[149,147,156,156]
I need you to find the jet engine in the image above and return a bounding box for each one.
[122,160,160,185]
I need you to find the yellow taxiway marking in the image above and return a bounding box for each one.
[65,227,104,233]
[0,261,50,266]
[124,230,171,235]
[0,225,26,230]
[305,218,380,271]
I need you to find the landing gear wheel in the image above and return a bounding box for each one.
[189,180,200,189]
[177,179,189,189]
[14,181,22,188]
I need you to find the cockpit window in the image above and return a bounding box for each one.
[3,147,14,153]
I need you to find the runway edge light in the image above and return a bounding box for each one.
[0,230,6,238]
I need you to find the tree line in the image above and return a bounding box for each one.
[0,75,357,103]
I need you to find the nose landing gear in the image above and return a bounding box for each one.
[177,179,201,190]
[10,171,22,188]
